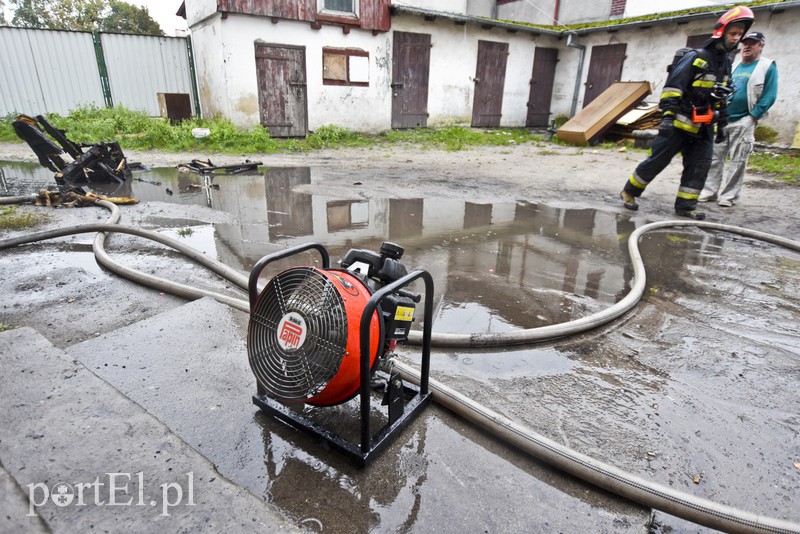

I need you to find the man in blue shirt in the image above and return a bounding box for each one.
[699,31,778,207]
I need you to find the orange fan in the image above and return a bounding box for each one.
[248,267,382,406]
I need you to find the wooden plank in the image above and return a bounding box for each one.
[556,81,651,146]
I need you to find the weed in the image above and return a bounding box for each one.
[1,107,553,155]
[748,152,800,185]
[553,115,570,129]
[0,323,11,332]
[177,227,194,237]
[0,206,48,230]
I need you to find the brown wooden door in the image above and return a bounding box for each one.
[255,43,308,138]
[526,47,558,127]
[266,167,312,240]
[391,32,431,129]
[582,43,627,107]
[472,40,509,127]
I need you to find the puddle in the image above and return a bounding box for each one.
[5,159,794,336]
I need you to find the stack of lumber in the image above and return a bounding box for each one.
[607,103,661,137]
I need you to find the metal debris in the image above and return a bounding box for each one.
[13,114,132,187]
[176,159,261,175]
[34,188,138,208]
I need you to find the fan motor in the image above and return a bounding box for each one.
[248,242,418,406]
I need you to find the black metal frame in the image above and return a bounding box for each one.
[249,242,433,467]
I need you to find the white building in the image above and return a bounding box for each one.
[181,1,798,145]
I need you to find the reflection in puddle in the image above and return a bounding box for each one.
[0,160,741,334]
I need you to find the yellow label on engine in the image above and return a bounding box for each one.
[394,306,414,321]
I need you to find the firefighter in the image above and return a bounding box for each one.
[619,6,754,220]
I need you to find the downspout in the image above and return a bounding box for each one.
[566,32,585,117]
[553,0,560,26]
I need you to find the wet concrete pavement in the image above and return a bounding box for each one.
[1,154,799,533]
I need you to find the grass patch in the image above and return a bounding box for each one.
[1,107,545,155]
[0,206,48,230]
[748,152,800,185]
[0,323,11,332]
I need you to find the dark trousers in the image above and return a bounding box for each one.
[623,128,713,211]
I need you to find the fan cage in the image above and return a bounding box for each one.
[248,267,381,405]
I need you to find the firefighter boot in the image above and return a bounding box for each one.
[620,191,638,211]
[675,208,706,220]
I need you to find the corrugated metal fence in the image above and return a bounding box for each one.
[0,26,198,118]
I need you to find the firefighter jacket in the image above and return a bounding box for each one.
[660,42,733,136]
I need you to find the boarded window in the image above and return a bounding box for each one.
[323,48,369,86]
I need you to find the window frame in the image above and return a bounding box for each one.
[317,0,359,19]
[322,47,369,87]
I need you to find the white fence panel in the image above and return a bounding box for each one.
[0,27,195,118]
[0,28,105,116]
[101,33,195,116]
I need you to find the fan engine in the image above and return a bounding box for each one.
[248,242,417,406]
[246,241,433,466]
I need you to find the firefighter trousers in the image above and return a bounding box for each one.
[623,127,714,212]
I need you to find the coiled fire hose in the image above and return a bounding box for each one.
[1,197,799,533]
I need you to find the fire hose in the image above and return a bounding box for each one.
[1,198,799,533]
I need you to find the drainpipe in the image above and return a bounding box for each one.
[553,0,560,26]
[566,32,585,117]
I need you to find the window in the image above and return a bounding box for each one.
[323,48,369,86]
[319,0,357,16]
[327,200,369,232]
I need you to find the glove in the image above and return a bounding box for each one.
[715,124,728,144]
[658,117,675,138]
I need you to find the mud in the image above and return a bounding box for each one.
[1,139,799,533]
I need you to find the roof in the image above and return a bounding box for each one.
[391,1,800,37]
[388,5,561,37]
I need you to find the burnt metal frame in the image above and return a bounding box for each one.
[248,242,433,467]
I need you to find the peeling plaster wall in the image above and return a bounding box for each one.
[189,16,229,120]
[208,14,393,131]
[561,10,797,145]
[391,14,564,128]
[185,3,798,144]
[184,0,219,26]
[496,0,615,25]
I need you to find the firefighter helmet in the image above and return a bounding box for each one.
[711,5,754,39]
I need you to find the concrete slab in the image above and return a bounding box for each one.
[66,297,651,533]
[0,327,299,533]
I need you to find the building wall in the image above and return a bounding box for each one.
[390,0,470,15]
[493,0,615,25]
[191,12,395,131]
[562,9,794,144]
[391,14,563,129]
[623,0,726,18]
[186,3,798,145]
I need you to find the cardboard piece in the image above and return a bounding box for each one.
[556,82,652,145]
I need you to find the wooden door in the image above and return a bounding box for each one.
[266,167,312,240]
[582,43,627,107]
[472,40,509,128]
[391,32,431,129]
[526,47,558,127]
[255,43,308,138]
